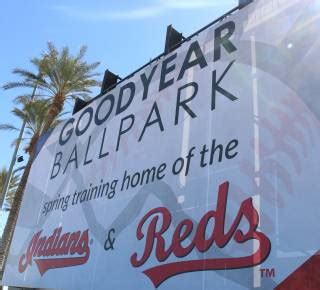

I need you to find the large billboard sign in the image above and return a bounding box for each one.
[3,0,320,289]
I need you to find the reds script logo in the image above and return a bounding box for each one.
[131,181,271,287]
[19,227,90,275]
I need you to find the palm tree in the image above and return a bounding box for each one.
[1,43,100,272]
[0,98,61,153]
[0,99,62,271]
[0,168,20,209]
[4,42,101,132]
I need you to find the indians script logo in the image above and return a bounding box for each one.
[19,227,90,275]
[131,181,271,287]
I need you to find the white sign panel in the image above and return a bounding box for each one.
[3,0,320,289]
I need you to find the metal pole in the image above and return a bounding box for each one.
[0,83,38,209]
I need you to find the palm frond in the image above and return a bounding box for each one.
[0,167,21,207]
[11,137,28,148]
[2,81,36,90]
[75,45,88,62]
[12,68,40,80]
[0,124,19,131]
[4,42,100,139]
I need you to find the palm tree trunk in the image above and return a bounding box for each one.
[42,92,64,133]
[0,132,39,272]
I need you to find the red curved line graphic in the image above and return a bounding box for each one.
[34,250,90,276]
[143,234,271,288]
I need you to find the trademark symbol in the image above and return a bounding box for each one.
[260,268,275,278]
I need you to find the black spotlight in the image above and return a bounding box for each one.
[101,70,121,94]
[17,156,24,163]
[73,98,89,115]
[164,25,185,54]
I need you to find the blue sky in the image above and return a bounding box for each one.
[0,0,237,170]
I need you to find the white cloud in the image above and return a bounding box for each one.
[52,0,237,21]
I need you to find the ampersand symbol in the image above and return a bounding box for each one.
[104,228,116,251]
